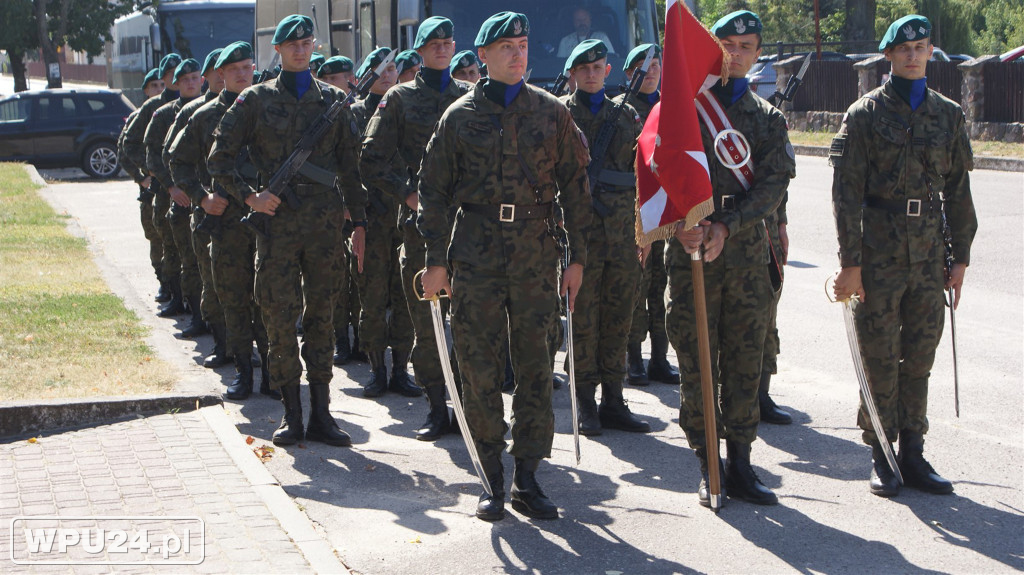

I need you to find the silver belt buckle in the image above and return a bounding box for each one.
[499,204,515,222]
[907,199,922,217]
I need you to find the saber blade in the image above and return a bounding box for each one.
[565,248,581,464]
[950,287,960,417]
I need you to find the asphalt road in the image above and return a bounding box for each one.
[37,157,1024,575]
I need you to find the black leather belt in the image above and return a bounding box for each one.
[461,202,553,222]
[863,195,939,217]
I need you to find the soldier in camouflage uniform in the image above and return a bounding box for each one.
[669,11,794,508]
[450,50,482,84]
[419,12,591,521]
[360,16,470,437]
[616,44,680,387]
[123,54,183,315]
[118,69,165,300]
[145,58,206,340]
[395,50,423,84]
[208,15,366,447]
[560,40,650,437]
[830,15,977,498]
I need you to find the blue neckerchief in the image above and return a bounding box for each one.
[710,78,748,106]
[419,67,452,93]
[644,91,660,105]
[891,75,927,111]
[482,78,524,107]
[280,69,313,99]
[574,88,606,115]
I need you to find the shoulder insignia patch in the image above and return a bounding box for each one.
[236,94,246,105]
[579,130,589,149]
[378,97,388,109]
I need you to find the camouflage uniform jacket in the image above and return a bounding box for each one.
[145,99,188,191]
[561,91,642,261]
[123,90,177,184]
[162,91,217,202]
[118,109,143,182]
[418,83,592,269]
[613,91,657,123]
[360,73,471,221]
[206,75,365,220]
[830,82,977,267]
[701,90,794,269]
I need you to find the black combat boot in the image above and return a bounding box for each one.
[179,296,208,338]
[258,351,280,399]
[332,327,352,366]
[203,322,232,368]
[758,371,792,425]
[363,351,388,398]
[350,326,368,362]
[272,384,303,446]
[415,385,451,441]
[305,384,352,446]
[646,331,680,384]
[154,272,171,303]
[476,457,506,522]
[724,440,778,505]
[897,431,953,494]
[869,442,900,497]
[695,445,727,509]
[576,383,602,436]
[598,382,651,432]
[223,355,254,400]
[626,340,648,386]
[510,458,558,519]
[388,349,423,397]
[157,280,186,317]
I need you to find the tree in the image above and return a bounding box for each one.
[34,0,133,88]
[844,0,876,43]
[0,0,37,92]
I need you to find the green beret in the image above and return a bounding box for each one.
[317,56,354,77]
[624,43,661,71]
[202,49,223,76]
[272,14,314,45]
[141,68,160,89]
[395,50,422,75]
[356,47,393,78]
[158,53,182,78]
[215,41,253,69]
[414,16,454,50]
[711,10,762,38]
[173,58,201,83]
[450,50,479,74]
[474,12,530,48]
[566,39,608,71]
[309,52,326,70]
[879,15,931,51]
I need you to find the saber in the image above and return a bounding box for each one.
[563,245,581,465]
[948,287,960,417]
[413,270,492,496]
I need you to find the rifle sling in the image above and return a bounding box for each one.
[297,161,338,187]
[595,169,635,189]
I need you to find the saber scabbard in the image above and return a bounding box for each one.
[691,249,722,511]
[948,287,960,418]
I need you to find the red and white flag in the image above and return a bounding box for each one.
[636,0,725,244]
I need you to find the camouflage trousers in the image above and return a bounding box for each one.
[399,224,444,389]
[168,205,201,302]
[665,239,772,449]
[450,260,559,462]
[191,210,222,324]
[211,211,266,358]
[254,189,345,389]
[139,193,162,275]
[152,191,180,285]
[573,248,640,385]
[762,215,785,375]
[629,240,668,346]
[355,209,412,352]
[333,236,361,334]
[855,247,944,445]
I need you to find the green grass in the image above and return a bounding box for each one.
[789,130,1024,159]
[0,163,175,401]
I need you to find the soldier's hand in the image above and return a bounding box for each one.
[702,222,729,263]
[421,266,451,299]
[201,193,228,216]
[674,221,706,254]
[946,263,966,309]
[833,266,865,302]
[560,263,584,313]
[779,223,789,265]
[351,226,366,273]
[638,243,651,268]
[247,191,281,216]
[405,192,419,211]
[168,186,190,208]
[141,176,152,189]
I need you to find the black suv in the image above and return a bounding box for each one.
[0,88,135,178]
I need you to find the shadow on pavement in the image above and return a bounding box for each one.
[759,411,868,482]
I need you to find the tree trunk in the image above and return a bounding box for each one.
[34,0,62,89]
[844,0,876,45]
[9,52,29,92]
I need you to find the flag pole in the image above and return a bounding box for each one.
[691,248,722,512]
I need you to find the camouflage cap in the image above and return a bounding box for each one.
[158,53,182,78]
[309,52,326,70]
[202,49,223,76]
[879,15,931,51]
[711,10,762,39]
[450,50,479,74]
[395,50,423,75]
[623,43,661,71]
[414,16,454,50]
[141,68,161,88]
[215,41,254,69]
[317,55,355,78]
[356,47,393,78]
[272,14,314,45]
[474,12,529,48]
[566,39,608,72]
[173,58,201,83]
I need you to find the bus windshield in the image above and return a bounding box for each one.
[429,0,657,85]
[160,7,255,63]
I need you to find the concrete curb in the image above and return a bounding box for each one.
[794,144,1024,172]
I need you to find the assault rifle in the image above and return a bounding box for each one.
[549,72,569,97]
[241,49,396,239]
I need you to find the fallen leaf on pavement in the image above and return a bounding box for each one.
[254,445,275,462]
[245,436,255,445]
[409,536,421,544]
[27,437,37,444]
[365,464,376,472]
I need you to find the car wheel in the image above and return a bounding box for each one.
[82,141,120,178]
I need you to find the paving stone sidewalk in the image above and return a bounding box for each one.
[0,407,344,574]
